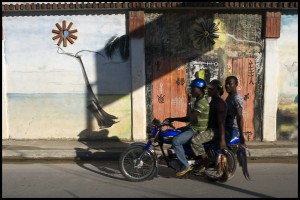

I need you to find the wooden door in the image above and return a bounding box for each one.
[152,58,188,128]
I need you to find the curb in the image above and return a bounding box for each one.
[2,149,124,160]
[2,147,298,160]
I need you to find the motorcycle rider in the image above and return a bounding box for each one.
[163,78,209,177]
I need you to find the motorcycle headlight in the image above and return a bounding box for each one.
[146,126,151,133]
[147,126,157,140]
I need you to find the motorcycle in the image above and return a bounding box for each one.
[119,118,245,182]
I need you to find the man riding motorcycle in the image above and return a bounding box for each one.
[163,78,210,177]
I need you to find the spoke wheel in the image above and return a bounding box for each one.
[119,146,157,182]
[205,149,237,183]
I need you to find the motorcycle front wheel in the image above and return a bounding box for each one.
[119,146,157,182]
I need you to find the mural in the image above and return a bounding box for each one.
[52,20,78,47]
[145,12,264,140]
[3,15,132,139]
[189,18,220,48]
[56,46,119,128]
[277,15,298,140]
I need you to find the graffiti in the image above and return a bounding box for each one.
[242,111,248,118]
[158,94,165,104]
[248,60,255,85]
[158,82,165,103]
[193,61,219,69]
[227,63,233,74]
[244,131,253,141]
[191,61,219,80]
[209,67,219,80]
[158,109,163,116]
[237,75,242,91]
[171,97,184,106]
[244,93,250,101]
[173,111,179,118]
[159,82,163,94]
[176,78,185,86]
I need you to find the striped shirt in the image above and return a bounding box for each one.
[189,94,209,133]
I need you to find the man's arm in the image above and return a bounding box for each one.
[236,107,245,144]
[166,105,201,123]
[167,116,189,123]
[218,101,227,149]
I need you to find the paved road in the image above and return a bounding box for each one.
[2,159,298,198]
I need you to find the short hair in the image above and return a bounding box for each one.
[226,76,239,86]
[208,79,224,96]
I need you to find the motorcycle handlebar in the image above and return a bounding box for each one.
[160,122,176,129]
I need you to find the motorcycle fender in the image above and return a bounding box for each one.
[129,142,158,167]
[129,142,156,155]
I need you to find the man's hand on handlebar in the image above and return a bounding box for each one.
[163,118,173,123]
[162,118,175,129]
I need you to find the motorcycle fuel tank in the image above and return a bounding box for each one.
[160,129,181,144]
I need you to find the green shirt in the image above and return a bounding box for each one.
[189,94,209,133]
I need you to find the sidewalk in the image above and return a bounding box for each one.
[2,139,298,160]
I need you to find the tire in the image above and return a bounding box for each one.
[218,149,237,182]
[204,149,237,183]
[119,146,157,182]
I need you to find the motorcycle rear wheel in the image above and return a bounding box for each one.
[119,146,157,182]
[205,149,237,182]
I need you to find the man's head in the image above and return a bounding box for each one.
[190,78,206,97]
[207,79,224,97]
[225,76,238,94]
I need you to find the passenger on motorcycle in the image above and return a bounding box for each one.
[163,78,209,177]
[192,79,229,176]
[224,76,246,147]
[206,79,227,154]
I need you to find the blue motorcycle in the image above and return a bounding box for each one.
[119,118,239,182]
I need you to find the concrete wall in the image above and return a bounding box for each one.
[3,14,132,140]
[130,38,146,141]
[263,39,280,141]
[2,40,9,139]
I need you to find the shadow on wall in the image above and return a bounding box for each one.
[62,11,265,141]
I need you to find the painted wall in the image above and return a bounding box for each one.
[276,15,298,140]
[3,14,132,140]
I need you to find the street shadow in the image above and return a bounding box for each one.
[156,162,273,198]
[74,159,126,181]
[74,128,130,181]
